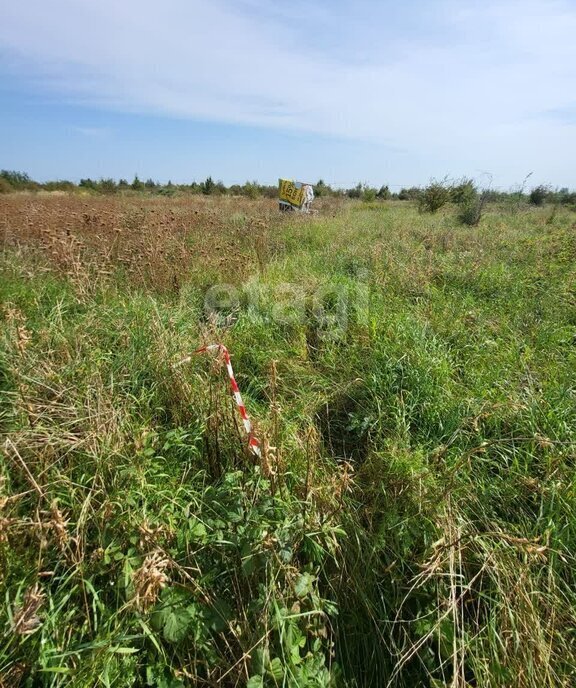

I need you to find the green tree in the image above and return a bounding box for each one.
[79,178,97,190]
[0,170,36,191]
[98,178,117,194]
[0,177,13,193]
[201,176,215,195]
[398,187,421,201]
[314,179,333,197]
[529,185,549,206]
[243,181,260,199]
[362,187,377,202]
[42,180,76,191]
[347,183,363,199]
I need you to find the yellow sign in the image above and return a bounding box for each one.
[279,179,306,208]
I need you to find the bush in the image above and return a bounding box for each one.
[243,181,260,199]
[458,201,482,226]
[362,187,377,202]
[260,185,277,199]
[42,180,76,192]
[451,178,477,205]
[347,183,363,199]
[201,176,215,195]
[98,178,117,194]
[79,178,97,190]
[0,177,13,194]
[377,185,391,200]
[314,179,333,197]
[555,188,576,207]
[398,186,421,201]
[419,180,451,213]
[529,185,549,206]
[1,170,39,191]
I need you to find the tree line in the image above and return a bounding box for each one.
[1,170,574,208]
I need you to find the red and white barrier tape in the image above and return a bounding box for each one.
[179,344,261,457]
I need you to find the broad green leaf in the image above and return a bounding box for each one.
[163,609,191,643]
[294,572,315,599]
[246,676,264,688]
[268,657,284,681]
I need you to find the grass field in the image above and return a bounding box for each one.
[1,193,575,687]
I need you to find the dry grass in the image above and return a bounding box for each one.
[1,194,289,292]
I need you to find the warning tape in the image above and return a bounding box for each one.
[179,344,261,457]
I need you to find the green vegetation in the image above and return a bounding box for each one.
[1,195,576,686]
[418,180,452,213]
[2,170,576,212]
[529,185,550,207]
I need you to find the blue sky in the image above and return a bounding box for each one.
[1,0,575,188]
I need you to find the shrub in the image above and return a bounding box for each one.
[362,187,377,202]
[42,180,76,192]
[260,185,277,199]
[555,188,576,206]
[529,185,549,206]
[79,178,97,190]
[0,177,13,193]
[377,185,391,200]
[347,183,363,199]
[419,180,451,213]
[201,176,215,195]
[243,181,260,199]
[98,178,117,194]
[184,182,201,194]
[458,201,482,226]
[0,170,36,190]
[398,186,421,201]
[131,175,144,191]
[451,178,477,205]
[314,179,333,197]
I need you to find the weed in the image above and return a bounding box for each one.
[1,194,575,686]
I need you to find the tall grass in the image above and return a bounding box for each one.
[1,196,575,686]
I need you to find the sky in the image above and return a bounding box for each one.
[1,0,575,189]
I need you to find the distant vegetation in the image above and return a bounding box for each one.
[2,169,575,209]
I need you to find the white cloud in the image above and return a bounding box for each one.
[1,0,575,184]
